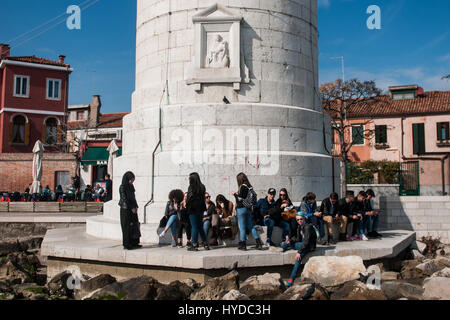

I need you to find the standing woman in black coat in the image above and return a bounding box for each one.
[119,171,141,250]
[186,172,210,251]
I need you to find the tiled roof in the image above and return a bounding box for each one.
[325,91,450,118]
[67,112,129,130]
[3,56,70,68]
[98,113,129,128]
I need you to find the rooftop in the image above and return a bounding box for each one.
[67,112,129,130]
[2,55,70,68]
[325,90,450,118]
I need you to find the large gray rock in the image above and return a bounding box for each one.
[400,260,424,279]
[433,256,450,269]
[381,281,424,300]
[75,274,116,300]
[423,277,450,300]
[88,276,164,300]
[47,271,74,298]
[0,238,43,256]
[0,279,12,293]
[240,273,285,300]
[330,281,387,300]
[430,267,450,278]
[301,256,367,288]
[191,271,239,301]
[14,284,49,300]
[155,281,194,300]
[415,260,439,276]
[222,290,250,301]
[276,283,329,300]
[381,272,399,281]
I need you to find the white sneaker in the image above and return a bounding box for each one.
[361,234,369,241]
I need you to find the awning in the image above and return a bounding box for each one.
[81,147,122,166]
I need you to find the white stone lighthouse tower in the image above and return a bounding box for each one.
[87,0,338,242]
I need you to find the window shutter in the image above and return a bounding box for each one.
[375,126,380,144]
[413,124,420,154]
[418,123,425,154]
[24,123,30,145]
[446,123,450,141]
[437,123,441,141]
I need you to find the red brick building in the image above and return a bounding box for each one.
[0,153,76,193]
[0,43,72,153]
[0,44,76,193]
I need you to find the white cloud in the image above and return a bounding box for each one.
[320,66,450,92]
[318,0,331,8]
[437,53,450,62]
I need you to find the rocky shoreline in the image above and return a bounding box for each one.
[1,237,449,301]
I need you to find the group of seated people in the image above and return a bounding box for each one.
[0,181,111,203]
[158,187,381,249]
[159,190,237,248]
[255,188,381,247]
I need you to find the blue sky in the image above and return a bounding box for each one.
[1,0,449,113]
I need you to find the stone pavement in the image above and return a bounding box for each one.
[42,228,415,271]
[0,212,101,223]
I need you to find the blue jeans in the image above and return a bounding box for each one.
[289,247,313,281]
[189,213,207,245]
[359,215,370,235]
[236,207,260,242]
[166,215,178,238]
[281,241,302,252]
[202,219,211,238]
[369,214,380,232]
[264,218,290,243]
[311,216,325,239]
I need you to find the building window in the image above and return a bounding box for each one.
[77,111,85,121]
[10,114,30,145]
[375,125,388,144]
[392,90,415,101]
[413,123,425,155]
[437,122,450,141]
[46,79,61,100]
[13,75,30,98]
[352,125,365,146]
[45,118,58,145]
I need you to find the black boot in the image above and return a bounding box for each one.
[253,238,263,250]
[238,241,247,251]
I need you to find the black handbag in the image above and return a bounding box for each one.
[159,215,168,228]
[130,221,141,239]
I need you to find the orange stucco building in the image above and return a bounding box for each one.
[330,85,450,196]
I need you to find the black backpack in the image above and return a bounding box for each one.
[242,185,257,211]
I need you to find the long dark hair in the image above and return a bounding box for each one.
[236,172,252,189]
[121,171,135,188]
[279,188,292,205]
[169,189,184,205]
[216,194,230,212]
[188,172,205,195]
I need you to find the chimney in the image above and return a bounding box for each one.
[0,44,10,58]
[89,95,101,128]
[59,55,66,64]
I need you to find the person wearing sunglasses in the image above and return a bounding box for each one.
[202,192,216,245]
[263,188,292,247]
[285,213,317,287]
